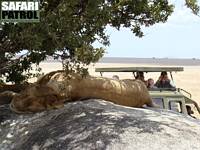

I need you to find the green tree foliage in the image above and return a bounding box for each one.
[0,0,199,83]
[185,0,200,15]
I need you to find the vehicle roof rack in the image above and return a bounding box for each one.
[95,67,184,73]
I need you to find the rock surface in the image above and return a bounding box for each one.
[1,99,200,150]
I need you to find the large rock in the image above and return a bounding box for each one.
[1,99,200,150]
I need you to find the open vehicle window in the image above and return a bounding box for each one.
[152,98,164,108]
[169,101,182,113]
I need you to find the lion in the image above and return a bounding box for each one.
[10,70,156,113]
[10,84,65,113]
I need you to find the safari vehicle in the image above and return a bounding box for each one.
[95,67,200,117]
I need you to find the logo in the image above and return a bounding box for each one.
[1,1,40,22]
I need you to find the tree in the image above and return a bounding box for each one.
[0,0,199,83]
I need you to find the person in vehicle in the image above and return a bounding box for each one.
[135,71,147,85]
[147,78,157,89]
[154,71,175,88]
[135,71,144,80]
[112,75,119,80]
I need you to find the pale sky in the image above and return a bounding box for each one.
[99,0,200,58]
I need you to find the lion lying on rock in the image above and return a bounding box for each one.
[10,70,156,113]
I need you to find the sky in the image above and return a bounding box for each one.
[97,0,200,58]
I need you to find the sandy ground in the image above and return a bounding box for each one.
[34,62,200,117]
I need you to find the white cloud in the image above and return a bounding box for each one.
[155,1,200,28]
[168,8,200,25]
